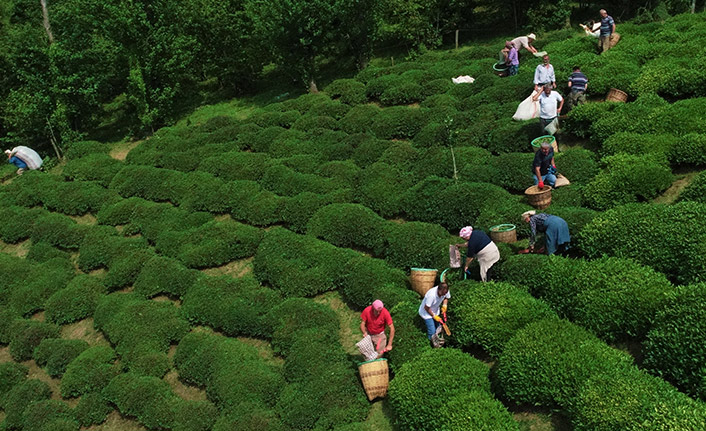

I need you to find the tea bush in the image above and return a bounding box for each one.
[102,373,180,429]
[669,133,706,166]
[384,221,450,271]
[63,153,123,187]
[2,379,52,430]
[452,280,556,356]
[8,319,60,361]
[181,276,282,338]
[5,256,74,317]
[0,362,28,401]
[339,104,380,134]
[26,241,71,263]
[261,164,338,197]
[0,205,43,243]
[356,162,414,217]
[583,153,672,210]
[307,203,388,254]
[198,151,270,181]
[603,132,677,158]
[73,392,113,427]
[490,153,534,192]
[339,255,411,307]
[325,79,368,105]
[577,202,706,284]
[643,284,706,401]
[61,346,120,398]
[133,255,200,298]
[379,82,424,106]
[20,399,79,431]
[45,275,107,324]
[65,140,109,159]
[33,338,89,380]
[213,403,283,431]
[371,106,428,139]
[31,212,90,249]
[386,301,430,372]
[678,170,706,203]
[554,147,598,184]
[281,190,352,233]
[496,318,633,410]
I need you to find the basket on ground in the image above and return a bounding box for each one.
[531,135,558,153]
[358,358,389,401]
[525,185,553,210]
[606,88,627,103]
[410,268,437,297]
[489,224,517,243]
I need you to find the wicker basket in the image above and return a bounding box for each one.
[489,224,517,243]
[525,185,553,209]
[606,88,628,103]
[359,359,389,401]
[410,268,438,297]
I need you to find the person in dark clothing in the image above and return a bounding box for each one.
[532,141,556,188]
[455,226,500,282]
[567,66,588,110]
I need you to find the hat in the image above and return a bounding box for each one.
[372,300,384,311]
[522,210,536,218]
[4,150,11,155]
[459,226,473,239]
[528,33,537,40]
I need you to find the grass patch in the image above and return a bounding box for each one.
[200,257,254,278]
[60,318,110,347]
[0,239,30,258]
[85,411,146,431]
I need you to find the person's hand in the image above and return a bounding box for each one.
[433,314,442,322]
[383,344,393,353]
[552,164,557,170]
[552,82,557,89]
[441,305,447,314]
[518,248,530,254]
[463,265,469,272]
[442,311,448,322]
[538,180,545,189]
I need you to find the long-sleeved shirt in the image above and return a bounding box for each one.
[508,47,519,66]
[534,64,555,85]
[528,213,551,247]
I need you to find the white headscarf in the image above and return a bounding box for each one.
[522,210,536,218]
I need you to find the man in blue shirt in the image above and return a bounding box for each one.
[598,9,615,53]
[567,66,588,111]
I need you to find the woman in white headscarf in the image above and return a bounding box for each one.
[455,226,500,282]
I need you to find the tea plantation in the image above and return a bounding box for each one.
[2,11,706,431]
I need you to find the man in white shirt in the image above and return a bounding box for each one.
[533,54,556,92]
[418,282,450,344]
[511,33,538,55]
[532,84,564,134]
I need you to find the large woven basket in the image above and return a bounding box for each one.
[489,224,517,243]
[410,268,437,297]
[359,359,389,401]
[606,88,627,103]
[525,185,553,209]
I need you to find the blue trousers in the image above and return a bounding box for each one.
[423,318,440,339]
[534,173,556,187]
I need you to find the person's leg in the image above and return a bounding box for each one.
[544,173,557,187]
[577,91,586,106]
[423,318,437,340]
[539,117,550,133]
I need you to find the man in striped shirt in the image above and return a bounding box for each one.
[598,9,615,53]
[566,66,588,111]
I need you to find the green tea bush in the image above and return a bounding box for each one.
[554,147,598,184]
[632,56,704,99]
[389,349,495,431]
[61,346,119,398]
[2,379,52,430]
[8,319,60,361]
[254,227,356,298]
[0,362,28,398]
[102,373,179,430]
[603,132,677,158]
[355,162,414,218]
[378,141,418,170]
[63,153,123,187]
[549,206,598,235]
[198,152,270,181]
[73,392,112,427]
[678,170,706,203]
[0,309,20,344]
[33,339,89,377]
[104,248,156,291]
[182,276,282,338]
[551,185,584,207]
[325,79,368,105]
[94,294,189,374]
[155,219,262,268]
[213,403,283,431]
[379,82,424,106]
[577,202,706,284]
[173,399,219,431]
[643,284,706,400]
[384,221,449,271]
[281,190,349,233]
[583,55,642,96]
[371,106,428,140]
[416,146,495,181]
[31,212,90,249]
[265,297,340,355]
[386,301,431,371]
[668,133,706,166]
[64,140,109,160]
[247,126,289,153]
[572,366,706,431]
[7,256,74,316]
[412,122,449,148]
[490,153,534,192]
[339,255,411,309]
[318,160,361,188]
[77,227,148,271]
[583,153,672,210]
[21,399,79,431]
[495,318,633,409]
[261,164,338,197]
[307,203,388,254]
[110,165,179,202]
[45,275,107,324]
[291,114,338,131]
[563,102,616,139]
[133,255,200,298]
[339,104,380,134]
[365,74,403,99]
[308,99,351,120]
[0,205,43,243]
[452,280,556,356]
[26,241,71,263]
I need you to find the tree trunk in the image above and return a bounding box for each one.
[308,78,318,93]
[40,0,54,44]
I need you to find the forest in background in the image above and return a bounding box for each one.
[0,0,702,152]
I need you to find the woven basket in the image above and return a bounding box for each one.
[525,185,553,210]
[606,88,627,103]
[358,359,389,401]
[489,224,517,243]
[410,268,438,297]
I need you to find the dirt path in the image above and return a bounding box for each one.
[109,140,141,161]
[653,170,701,204]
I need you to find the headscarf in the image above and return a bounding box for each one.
[372,300,384,311]
[459,226,473,240]
[522,210,536,218]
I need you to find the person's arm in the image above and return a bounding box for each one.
[385,324,395,351]
[557,96,564,114]
[456,241,468,249]
[551,156,556,169]
[532,91,541,101]
[360,320,368,337]
[464,256,474,272]
[568,78,573,89]
[424,305,436,319]
[551,67,556,88]
[533,67,541,91]
[528,217,537,250]
[535,166,543,183]
[611,19,615,34]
